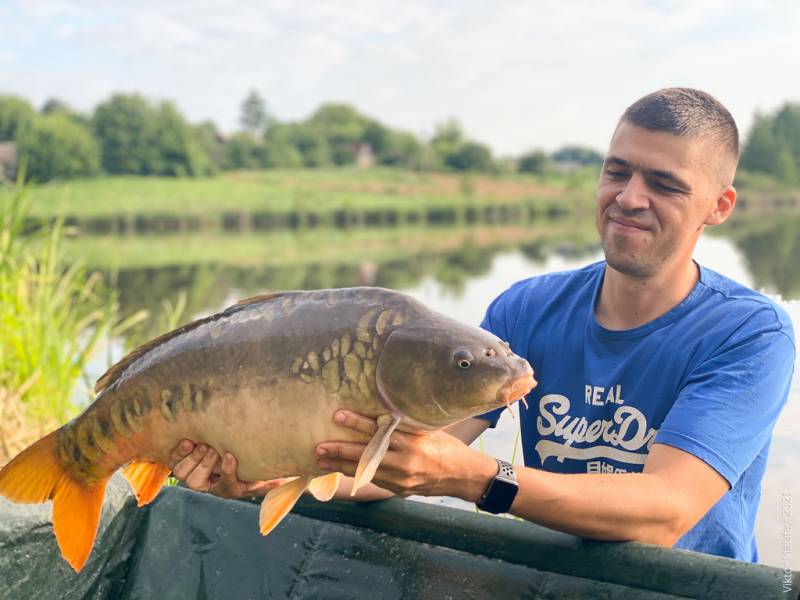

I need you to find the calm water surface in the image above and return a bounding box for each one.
[84,215,799,570]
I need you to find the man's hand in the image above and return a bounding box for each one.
[315,410,497,502]
[167,440,287,499]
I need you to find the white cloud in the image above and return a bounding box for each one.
[1,0,798,153]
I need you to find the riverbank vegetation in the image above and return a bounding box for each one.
[0,185,145,464]
[7,168,596,234]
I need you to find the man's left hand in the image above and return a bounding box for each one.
[315,410,497,502]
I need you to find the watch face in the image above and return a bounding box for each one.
[491,479,518,510]
[479,460,519,514]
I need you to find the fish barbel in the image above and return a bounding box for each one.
[0,287,536,571]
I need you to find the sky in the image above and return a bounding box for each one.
[1,0,799,155]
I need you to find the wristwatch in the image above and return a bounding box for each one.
[476,458,518,514]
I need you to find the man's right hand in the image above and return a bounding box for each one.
[167,439,288,499]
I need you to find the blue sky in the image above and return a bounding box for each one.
[1,1,798,154]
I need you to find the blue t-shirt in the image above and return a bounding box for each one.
[479,261,795,562]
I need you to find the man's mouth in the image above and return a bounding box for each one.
[608,216,651,232]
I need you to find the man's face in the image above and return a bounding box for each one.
[596,121,725,279]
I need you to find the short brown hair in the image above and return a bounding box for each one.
[622,88,739,163]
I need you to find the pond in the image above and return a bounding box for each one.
[75,209,800,570]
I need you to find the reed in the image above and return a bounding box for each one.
[0,184,146,464]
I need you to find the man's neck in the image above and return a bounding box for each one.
[595,260,700,330]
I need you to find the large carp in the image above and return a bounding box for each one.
[0,287,535,571]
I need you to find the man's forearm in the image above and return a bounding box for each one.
[507,467,684,546]
[333,475,394,502]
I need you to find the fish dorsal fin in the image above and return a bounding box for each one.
[94,292,288,394]
[351,414,401,495]
[234,292,285,307]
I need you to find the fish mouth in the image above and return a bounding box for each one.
[497,368,537,413]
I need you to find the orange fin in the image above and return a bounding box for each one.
[122,460,171,507]
[259,476,308,536]
[352,414,401,496]
[307,472,341,502]
[0,430,109,572]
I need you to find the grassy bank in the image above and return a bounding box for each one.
[0,186,145,464]
[8,168,597,232]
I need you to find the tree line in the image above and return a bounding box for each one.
[739,103,800,186]
[0,91,606,183]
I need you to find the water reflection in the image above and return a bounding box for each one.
[719,214,800,298]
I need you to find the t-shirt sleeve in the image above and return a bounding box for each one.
[475,289,515,428]
[655,308,796,487]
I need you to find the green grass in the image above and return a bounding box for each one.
[9,168,595,221]
[0,184,146,446]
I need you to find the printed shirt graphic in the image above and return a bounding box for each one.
[479,261,795,562]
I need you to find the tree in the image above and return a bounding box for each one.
[223,132,264,169]
[193,121,225,173]
[518,149,551,174]
[364,121,421,167]
[41,98,73,115]
[17,113,100,182]
[263,123,303,168]
[772,104,800,175]
[309,103,368,165]
[740,114,779,176]
[154,101,211,176]
[290,123,332,167]
[447,141,493,172]
[92,94,162,174]
[740,104,800,185]
[552,145,604,166]
[92,94,210,176]
[240,90,270,136]
[0,95,35,141]
[775,142,799,186]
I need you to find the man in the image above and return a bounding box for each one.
[169,88,795,562]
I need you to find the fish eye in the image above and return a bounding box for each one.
[454,349,474,369]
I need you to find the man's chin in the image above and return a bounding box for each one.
[603,248,656,279]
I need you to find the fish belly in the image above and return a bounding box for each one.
[171,379,376,481]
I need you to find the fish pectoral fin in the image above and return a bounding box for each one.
[122,460,171,507]
[259,476,308,536]
[0,429,109,572]
[351,414,401,496]
[307,472,341,502]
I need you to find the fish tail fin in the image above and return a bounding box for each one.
[259,476,308,536]
[0,430,109,572]
[122,460,171,507]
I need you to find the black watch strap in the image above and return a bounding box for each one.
[476,458,518,514]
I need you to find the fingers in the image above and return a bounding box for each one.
[316,441,366,464]
[167,439,196,470]
[184,445,221,492]
[332,410,377,436]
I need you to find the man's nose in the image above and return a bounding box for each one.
[615,173,650,210]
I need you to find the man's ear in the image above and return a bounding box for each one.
[704,185,736,226]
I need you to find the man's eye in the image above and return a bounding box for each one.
[652,181,680,193]
[605,170,627,179]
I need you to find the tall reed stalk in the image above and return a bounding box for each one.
[0,183,146,464]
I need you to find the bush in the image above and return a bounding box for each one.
[0,95,36,141]
[518,150,551,175]
[17,114,100,182]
